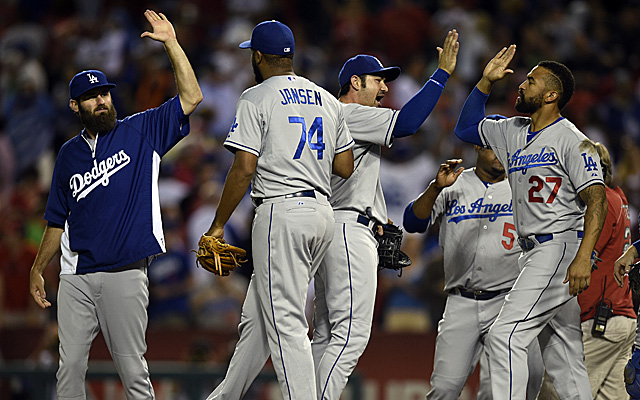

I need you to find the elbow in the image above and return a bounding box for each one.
[182,89,204,115]
[334,165,353,179]
[333,149,354,179]
[453,122,465,140]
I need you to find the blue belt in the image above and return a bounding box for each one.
[454,287,510,301]
[357,214,370,226]
[518,231,584,251]
[253,190,315,206]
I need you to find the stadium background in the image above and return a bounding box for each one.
[1,0,640,398]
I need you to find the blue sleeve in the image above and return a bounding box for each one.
[124,95,191,156]
[403,201,431,234]
[454,87,489,146]
[43,148,70,226]
[392,68,450,138]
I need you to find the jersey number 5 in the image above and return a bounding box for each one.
[528,176,562,203]
[290,116,325,160]
[502,222,516,250]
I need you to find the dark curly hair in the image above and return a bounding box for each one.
[537,60,575,110]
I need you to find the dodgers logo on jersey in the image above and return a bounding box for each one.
[446,197,513,223]
[581,152,599,176]
[507,147,557,174]
[229,117,238,133]
[70,150,131,201]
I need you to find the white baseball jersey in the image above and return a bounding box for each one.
[329,102,398,223]
[423,169,520,292]
[478,117,604,237]
[224,75,354,198]
[479,116,598,399]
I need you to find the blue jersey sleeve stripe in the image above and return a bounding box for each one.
[575,178,605,193]
[336,139,355,153]
[384,110,399,145]
[224,141,260,156]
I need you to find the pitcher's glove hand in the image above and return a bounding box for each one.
[628,262,640,295]
[192,235,247,276]
[376,224,411,276]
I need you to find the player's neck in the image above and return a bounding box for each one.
[475,167,505,184]
[262,69,295,81]
[529,108,562,132]
[83,128,97,140]
[339,93,357,104]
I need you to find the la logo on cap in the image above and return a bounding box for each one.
[87,73,99,84]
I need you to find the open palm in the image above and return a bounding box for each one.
[141,9,176,43]
[483,45,516,83]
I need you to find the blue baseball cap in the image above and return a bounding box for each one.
[338,55,401,88]
[69,70,116,99]
[239,20,295,56]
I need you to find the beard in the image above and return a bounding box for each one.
[79,103,117,134]
[251,57,264,83]
[252,55,264,84]
[515,92,543,114]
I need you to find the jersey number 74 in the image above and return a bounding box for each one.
[290,116,325,160]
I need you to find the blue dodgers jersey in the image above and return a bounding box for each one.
[44,96,190,274]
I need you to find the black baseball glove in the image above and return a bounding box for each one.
[628,262,640,295]
[376,224,412,276]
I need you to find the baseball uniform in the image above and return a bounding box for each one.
[45,94,190,399]
[311,102,396,399]
[476,116,603,399]
[403,168,542,399]
[209,74,353,400]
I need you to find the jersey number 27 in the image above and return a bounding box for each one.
[290,116,325,160]
[528,176,562,203]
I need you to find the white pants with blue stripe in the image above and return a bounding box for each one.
[312,210,379,400]
[207,194,334,400]
[487,233,591,399]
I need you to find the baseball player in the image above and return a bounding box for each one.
[312,31,459,400]
[28,10,202,399]
[538,142,635,399]
[203,20,354,400]
[453,45,607,399]
[403,145,543,399]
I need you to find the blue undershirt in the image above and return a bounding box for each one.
[392,68,450,138]
[454,86,488,146]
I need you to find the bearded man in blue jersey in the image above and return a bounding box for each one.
[28,10,202,399]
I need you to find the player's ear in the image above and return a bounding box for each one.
[350,75,361,91]
[544,90,558,104]
[69,99,79,113]
[252,50,263,65]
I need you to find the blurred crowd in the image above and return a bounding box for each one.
[2,0,640,342]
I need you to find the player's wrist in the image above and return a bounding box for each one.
[430,181,444,192]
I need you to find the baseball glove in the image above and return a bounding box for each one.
[628,262,640,295]
[625,348,640,399]
[376,224,412,276]
[192,235,247,276]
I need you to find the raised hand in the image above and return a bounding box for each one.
[434,159,464,190]
[141,9,176,43]
[437,29,460,75]
[483,45,516,84]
